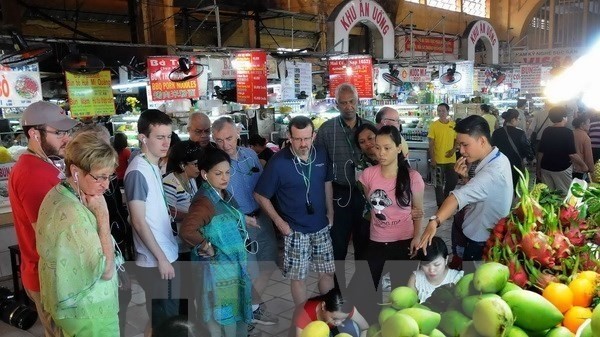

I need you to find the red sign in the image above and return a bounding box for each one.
[328,56,373,98]
[235,51,267,105]
[147,56,200,101]
[405,36,454,54]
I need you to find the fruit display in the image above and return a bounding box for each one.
[369,264,600,337]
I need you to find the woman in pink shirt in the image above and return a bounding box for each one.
[359,125,425,292]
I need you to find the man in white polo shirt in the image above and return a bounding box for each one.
[124,109,179,335]
[419,115,513,263]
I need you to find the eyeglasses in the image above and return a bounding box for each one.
[382,118,400,125]
[88,172,117,183]
[35,128,71,138]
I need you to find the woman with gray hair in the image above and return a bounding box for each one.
[36,132,121,336]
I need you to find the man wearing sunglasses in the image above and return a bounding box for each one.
[255,116,335,305]
[9,101,79,337]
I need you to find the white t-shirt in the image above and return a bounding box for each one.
[125,154,178,267]
[414,268,463,303]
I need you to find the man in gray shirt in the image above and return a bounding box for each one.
[419,115,513,263]
[314,83,372,289]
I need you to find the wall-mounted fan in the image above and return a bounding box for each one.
[60,45,105,74]
[430,67,439,81]
[382,68,403,87]
[169,57,204,82]
[440,64,462,85]
[0,28,52,66]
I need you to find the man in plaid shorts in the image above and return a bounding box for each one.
[254,116,335,305]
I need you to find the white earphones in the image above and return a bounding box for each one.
[74,171,79,182]
[142,138,147,144]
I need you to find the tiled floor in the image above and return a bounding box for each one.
[3,183,451,336]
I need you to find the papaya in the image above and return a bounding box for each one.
[506,326,528,337]
[439,310,471,337]
[501,290,563,331]
[472,297,513,337]
[430,329,446,337]
[473,262,509,293]
[455,273,475,298]
[398,307,441,335]
[378,307,397,327]
[498,282,521,296]
[381,312,420,337]
[461,294,501,318]
[389,286,419,310]
[545,326,574,337]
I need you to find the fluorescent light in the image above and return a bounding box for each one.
[112,81,148,90]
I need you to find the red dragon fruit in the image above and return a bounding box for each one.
[520,231,556,269]
[580,252,600,272]
[564,227,586,247]
[551,232,573,260]
[504,248,528,288]
[559,205,580,226]
[524,259,559,290]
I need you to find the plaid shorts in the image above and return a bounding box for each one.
[283,226,335,280]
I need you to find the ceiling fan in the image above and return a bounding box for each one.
[60,45,105,74]
[169,56,204,82]
[0,28,53,66]
[382,67,403,87]
[440,64,462,85]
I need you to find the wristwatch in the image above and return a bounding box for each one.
[428,215,441,227]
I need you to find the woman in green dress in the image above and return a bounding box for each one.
[181,147,253,337]
[36,132,121,337]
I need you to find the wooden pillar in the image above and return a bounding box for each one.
[247,12,258,48]
[140,0,177,50]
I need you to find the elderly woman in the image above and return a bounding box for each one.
[181,147,252,337]
[36,132,120,336]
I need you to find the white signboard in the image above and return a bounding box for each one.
[398,67,430,83]
[281,61,312,100]
[0,63,42,108]
[464,20,499,64]
[520,64,542,93]
[513,48,580,66]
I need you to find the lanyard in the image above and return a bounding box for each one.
[293,149,313,203]
[338,116,360,159]
[475,149,501,174]
[141,154,172,221]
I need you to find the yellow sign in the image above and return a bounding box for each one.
[65,70,115,118]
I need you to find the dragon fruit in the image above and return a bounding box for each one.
[551,232,573,260]
[559,205,579,227]
[564,227,586,246]
[520,231,556,269]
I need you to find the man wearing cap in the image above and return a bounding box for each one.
[8,101,79,337]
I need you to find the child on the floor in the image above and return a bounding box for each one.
[293,288,369,337]
[407,236,464,303]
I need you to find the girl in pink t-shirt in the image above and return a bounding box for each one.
[358,125,425,291]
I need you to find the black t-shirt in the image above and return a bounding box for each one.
[258,147,274,163]
[539,126,576,171]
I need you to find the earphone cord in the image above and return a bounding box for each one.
[332,159,354,208]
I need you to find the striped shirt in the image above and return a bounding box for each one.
[589,121,600,149]
[315,116,372,186]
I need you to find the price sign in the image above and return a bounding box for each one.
[0,63,42,108]
[147,56,201,101]
[328,56,373,98]
[66,70,115,117]
[235,51,267,105]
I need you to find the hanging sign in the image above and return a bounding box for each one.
[235,51,267,105]
[463,20,499,64]
[281,61,312,100]
[404,36,455,54]
[513,48,580,66]
[440,61,474,95]
[65,70,115,118]
[520,64,542,93]
[327,0,394,59]
[328,56,373,98]
[147,56,200,101]
[398,67,430,83]
[0,63,42,108]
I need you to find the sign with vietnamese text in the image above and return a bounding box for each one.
[0,63,42,108]
[398,67,430,83]
[520,64,542,93]
[147,56,200,101]
[328,56,373,98]
[327,0,394,58]
[235,51,267,105]
[513,48,580,66]
[281,61,312,100]
[463,20,499,64]
[65,70,115,117]
[405,36,455,54]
